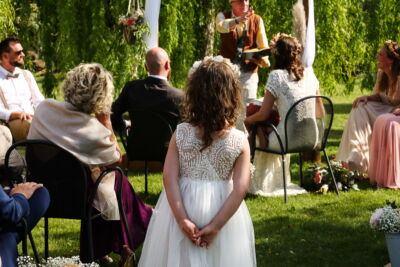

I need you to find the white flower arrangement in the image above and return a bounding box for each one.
[17,256,99,267]
[370,202,400,233]
[188,56,240,77]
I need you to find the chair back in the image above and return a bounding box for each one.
[126,109,175,162]
[283,95,334,153]
[4,140,88,220]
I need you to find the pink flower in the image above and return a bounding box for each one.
[314,171,322,184]
[126,18,136,26]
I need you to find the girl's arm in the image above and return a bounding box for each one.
[245,90,276,127]
[164,132,199,241]
[195,139,251,247]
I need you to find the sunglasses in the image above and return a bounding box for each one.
[13,50,24,55]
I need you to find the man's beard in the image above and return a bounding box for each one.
[10,59,24,67]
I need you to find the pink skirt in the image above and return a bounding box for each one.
[369,113,400,189]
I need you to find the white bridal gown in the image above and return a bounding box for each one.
[249,68,319,196]
[138,123,256,267]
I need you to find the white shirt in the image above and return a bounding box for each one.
[148,74,167,81]
[0,65,44,121]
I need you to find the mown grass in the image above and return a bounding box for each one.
[22,88,397,266]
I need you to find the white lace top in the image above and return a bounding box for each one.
[266,68,319,151]
[176,123,245,181]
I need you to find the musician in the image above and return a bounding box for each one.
[216,0,270,106]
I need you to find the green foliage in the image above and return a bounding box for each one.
[13,0,148,97]
[0,0,16,40]
[7,0,400,97]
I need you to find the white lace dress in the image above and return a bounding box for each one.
[138,123,256,267]
[249,68,318,196]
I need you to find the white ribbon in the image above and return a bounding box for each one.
[144,0,161,50]
[302,0,315,68]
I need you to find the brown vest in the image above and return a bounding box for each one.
[219,11,261,73]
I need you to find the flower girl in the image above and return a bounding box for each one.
[138,56,256,267]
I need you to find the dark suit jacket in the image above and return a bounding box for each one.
[111,77,183,132]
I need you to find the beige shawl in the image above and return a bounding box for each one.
[28,99,119,166]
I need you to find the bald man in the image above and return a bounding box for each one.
[111,47,183,132]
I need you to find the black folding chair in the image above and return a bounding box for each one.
[250,95,339,203]
[4,139,135,263]
[119,109,176,194]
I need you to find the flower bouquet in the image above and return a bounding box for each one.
[370,201,400,233]
[119,0,147,45]
[17,255,99,266]
[370,201,400,266]
[303,160,360,193]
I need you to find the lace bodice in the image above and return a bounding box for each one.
[176,123,245,181]
[266,68,319,151]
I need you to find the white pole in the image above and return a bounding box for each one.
[144,0,161,49]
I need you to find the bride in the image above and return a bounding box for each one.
[245,34,320,196]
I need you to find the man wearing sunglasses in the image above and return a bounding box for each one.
[0,37,44,142]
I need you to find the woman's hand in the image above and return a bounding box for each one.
[393,108,400,116]
[194,224,219,248]
[352,95,369,108]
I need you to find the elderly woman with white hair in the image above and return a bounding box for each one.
[28,63,152,263]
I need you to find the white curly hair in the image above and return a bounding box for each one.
[62,63,114,114]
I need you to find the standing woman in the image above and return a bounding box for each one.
[369,40,400,188]
[336,40,400,173]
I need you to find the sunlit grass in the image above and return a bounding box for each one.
[23,87,395,266]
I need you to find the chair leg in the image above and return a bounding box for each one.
[45,217,48,259]
[282,154,288,203]
[145,161,148,194]
[299,152,303,187]
[323,149,339,195]
[28,231,40,263]
[22,231,28,256]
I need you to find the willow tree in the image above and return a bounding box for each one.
[12,0,400,96]
[0,0,16,40]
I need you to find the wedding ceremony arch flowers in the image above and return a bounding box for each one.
[370,201,400,233]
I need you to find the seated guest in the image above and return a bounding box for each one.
[111,47,183,132]
[0,127,49,267]
[370,99,400,188]
[336,40,400,174]
[0,125,12,165]
[28,63,152,263]
[0,37,44,141]
[245,34,320,196]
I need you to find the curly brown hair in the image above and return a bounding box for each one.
[273,35,304,81]
[378,40,400,98]
[182,58,242,151]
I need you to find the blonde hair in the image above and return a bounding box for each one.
[62,63,114,114]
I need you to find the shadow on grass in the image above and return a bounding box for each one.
[253,212,388,266]
[333,103,353,114]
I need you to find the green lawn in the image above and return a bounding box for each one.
[23,88,396,266]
